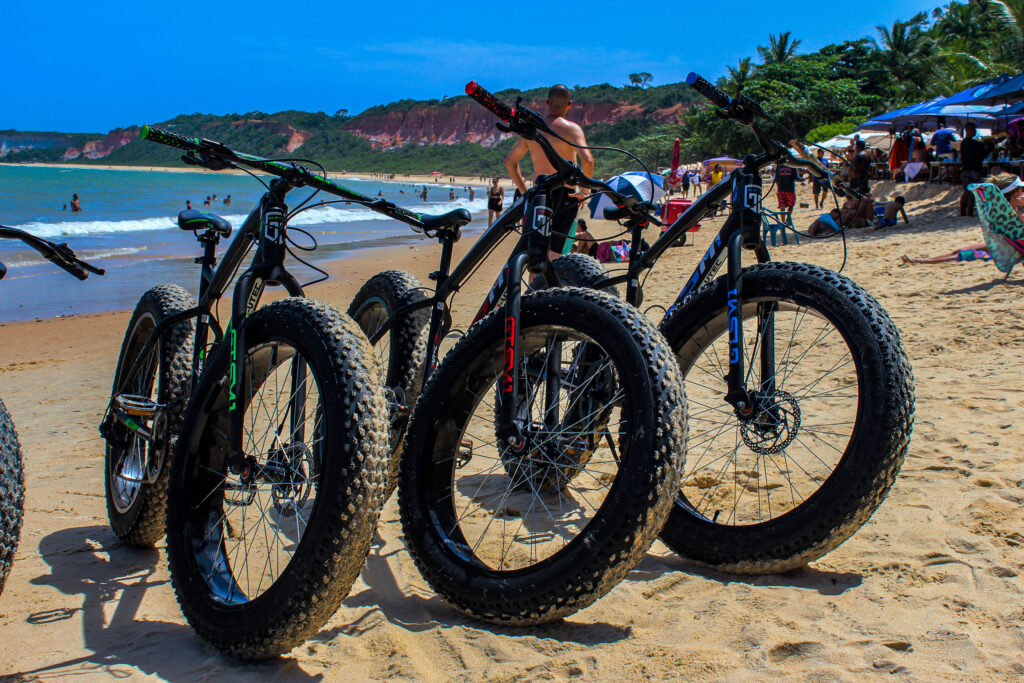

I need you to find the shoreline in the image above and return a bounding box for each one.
[0,161,518,189]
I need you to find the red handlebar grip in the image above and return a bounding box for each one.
[465,81,514,122]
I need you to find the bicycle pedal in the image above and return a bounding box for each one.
[114,394,165,419]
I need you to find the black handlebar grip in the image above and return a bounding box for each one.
[685,73,732,109]
[465,81,514,122]
[140,125,200,152]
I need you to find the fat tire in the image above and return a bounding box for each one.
[399,287,687,624]
[531,252,619,296]
[348,270,428,496]
[166,298,388,660]
[658,262,915,574]
[0,397,24,597]
[105,284,196,547]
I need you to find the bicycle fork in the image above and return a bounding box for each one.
[723,166,776,417]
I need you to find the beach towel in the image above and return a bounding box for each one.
[968,183,1024,277]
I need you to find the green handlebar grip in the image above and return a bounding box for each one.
[140,125,200,151]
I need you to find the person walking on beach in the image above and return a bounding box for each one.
[70,193,81,212]
[680,169,691,198]
[811,148,829,209]
[487,177,504,224]
[504,84,594,260]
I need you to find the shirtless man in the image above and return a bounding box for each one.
[504,84,594,260]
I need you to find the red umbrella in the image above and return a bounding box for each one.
[668,138,681,186]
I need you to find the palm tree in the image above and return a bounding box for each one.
[756,32,801,64]
[872,12,934,100]
[716,57,753,94]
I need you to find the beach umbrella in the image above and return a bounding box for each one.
[702,156,741,166]
[972,73,1024,105]
[668,138,681,186]
[932,75,1014,106]
[587,172,666,219]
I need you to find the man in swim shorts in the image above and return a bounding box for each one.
[775,163,797,222]
[504,84,594,260]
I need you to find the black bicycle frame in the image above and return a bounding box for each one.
[106,176,309,471]
[366,178,576,443]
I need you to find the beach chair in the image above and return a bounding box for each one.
[967,183,1024,280]
[761,208,799,246]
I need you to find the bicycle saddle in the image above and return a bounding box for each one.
[420,208,472,233]
[178,209,232,238]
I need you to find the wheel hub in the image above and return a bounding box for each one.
[739,390,801,454]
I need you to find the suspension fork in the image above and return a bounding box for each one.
[723,231,750,413]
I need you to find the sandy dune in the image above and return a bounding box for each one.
[1,180,1022,680]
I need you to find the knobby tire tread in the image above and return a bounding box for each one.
[0,397,24,596]
[167,298,389,660]
[105,284,196,547]
[658,261,915,574]
[399,287,687,624]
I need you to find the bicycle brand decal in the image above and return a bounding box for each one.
[727,288,741,365]
[502,317,516,394]
[474,265,508,324]
[744,185,762,213]
[533,206,552,236]
[228,328,238,411]
[669,234,724,313]
[263,208,285,244]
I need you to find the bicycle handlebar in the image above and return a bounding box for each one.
[684,73,732,110]
[465,81,514,122]
[140,126,427,231]
[464,81,662,228]
[0,225,106,280]
[685,73,865,201]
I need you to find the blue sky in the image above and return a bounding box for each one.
[4,0,939,133]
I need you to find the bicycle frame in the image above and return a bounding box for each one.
[103,177,309,473]
[588,145,834,414]
[365,177,576,443]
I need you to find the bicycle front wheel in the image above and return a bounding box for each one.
[399,288,686,624]
[658,262,915,574]
[166,298,388,660]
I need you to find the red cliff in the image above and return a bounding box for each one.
[344,100,689,149]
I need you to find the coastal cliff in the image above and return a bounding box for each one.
[344,100,688,148]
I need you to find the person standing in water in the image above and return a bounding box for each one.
[504,84,594,260]
[487,177,505,224]
[70,194,82,212]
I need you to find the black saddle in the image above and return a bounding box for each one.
[178,209,232,238]
[420,208,472,233]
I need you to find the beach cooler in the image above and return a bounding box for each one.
[662,198,700,233]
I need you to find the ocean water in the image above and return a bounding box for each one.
[0,165,488,321]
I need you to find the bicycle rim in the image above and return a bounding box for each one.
[183,339,324,604]
[677,297,861,526]
[429,326,626,572]
[109,312,158,513]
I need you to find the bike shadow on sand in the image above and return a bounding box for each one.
[314,532,632,648]
[8,525,322,682]
[629,550,863,596]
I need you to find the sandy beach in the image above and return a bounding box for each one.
[1,180,1023,680]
